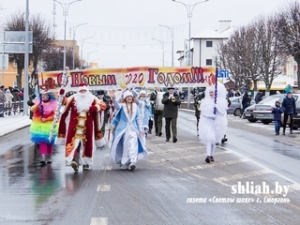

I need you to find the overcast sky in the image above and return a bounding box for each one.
[0,0,291,68]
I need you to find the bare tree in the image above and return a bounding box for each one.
[42,48,80,71]
[254,15,287,94]
[4,11,53,88]
[276,1,300,91]
[219,25,261,91]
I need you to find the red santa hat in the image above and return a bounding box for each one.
[78,83,89,92]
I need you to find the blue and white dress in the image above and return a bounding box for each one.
[110,102,149,166]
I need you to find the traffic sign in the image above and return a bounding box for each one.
[217,69,229,78]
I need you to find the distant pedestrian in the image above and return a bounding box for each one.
[150,87,164,136]
[271,101,283,135]
[254,91,263,104]
[193,90,205,136]
[241,91,251,117]
[5,89,14,103]
[0,86,6,117]
[162,87,181,143]
[281,92,296,135]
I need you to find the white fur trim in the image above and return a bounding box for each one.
[95,137,106,148]
[123,90,133,99]
[55,137,66,145]
[95,104,100,112]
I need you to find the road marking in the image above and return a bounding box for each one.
[148,140,196,146]
[182,158,250,171]
[102,166,112,171]
[219,145,300,189]
[97,184,111,192]
[90,217,108,225]
[147,145,202,153]
[213,169,271,183]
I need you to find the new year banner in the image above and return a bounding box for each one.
[38,66,216,91]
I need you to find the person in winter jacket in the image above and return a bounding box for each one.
[271,101,283,135]
[281,92,297,135]
[161,87,181,143]
[241,91,251,117]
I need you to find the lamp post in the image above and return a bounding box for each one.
[80,36,93,69]
[172,0,209,109]
[152,38,165,66]
[54,0,82,71]
[23,0,29,115]
[159,24,174,67]
[86,50,97,69]
[72,22,87,70]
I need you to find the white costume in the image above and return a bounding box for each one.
[198,83,228,161]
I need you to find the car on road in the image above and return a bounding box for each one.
[253,94,300,125]
[243,104,257,122]
[227,97,242,116]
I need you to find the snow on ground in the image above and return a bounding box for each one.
[0,115,31,137]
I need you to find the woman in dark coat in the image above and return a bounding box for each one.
[241,92,251,117]
[282,92,296,135]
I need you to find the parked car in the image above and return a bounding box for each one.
[243,104,257,122]
[253,94,300,124]
[227,97,242,116]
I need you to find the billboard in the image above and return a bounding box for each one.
[37,66,217,91]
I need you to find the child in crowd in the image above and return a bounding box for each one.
[271,101,283,135]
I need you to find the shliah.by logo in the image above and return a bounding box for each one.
[231,182,289,197]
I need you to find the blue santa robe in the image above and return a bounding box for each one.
[110,102,148,165]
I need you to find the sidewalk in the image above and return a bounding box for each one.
[0,115,31,137]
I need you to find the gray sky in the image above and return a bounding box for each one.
[0,0,290,68]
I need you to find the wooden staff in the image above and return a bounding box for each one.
[48,67,69,143]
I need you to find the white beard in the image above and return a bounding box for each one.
[74,92,95,113]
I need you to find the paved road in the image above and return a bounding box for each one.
[0,111,300,225]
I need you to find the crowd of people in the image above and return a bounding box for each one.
[25,82,230,173]
[0,85,25,117]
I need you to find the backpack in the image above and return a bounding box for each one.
[154,91,164,111]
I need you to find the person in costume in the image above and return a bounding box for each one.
[56,83,107,172]
[136,90,151,138]
[30,90,58,164]
[161,87,181,143]
[109,90,148,171]
[198,83,228,163]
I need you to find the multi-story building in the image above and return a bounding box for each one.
[177,20,231,68]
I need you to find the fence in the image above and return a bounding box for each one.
[0,101,24,116]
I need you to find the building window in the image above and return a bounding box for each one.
[206,59,212,66]
[206,41,213,47]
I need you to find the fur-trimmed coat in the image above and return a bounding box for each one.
[198,84,228,144]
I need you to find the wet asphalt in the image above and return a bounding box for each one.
[0,111,300,225]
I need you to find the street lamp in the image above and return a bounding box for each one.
[172,0,209,109]
[54,0,82,71]
[159,24,174,67]
[72,22,87,70]
[80,36,93,69]
[86,50,97,69]
[152,38,165,66]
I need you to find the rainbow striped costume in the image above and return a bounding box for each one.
[30,100,58,145]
